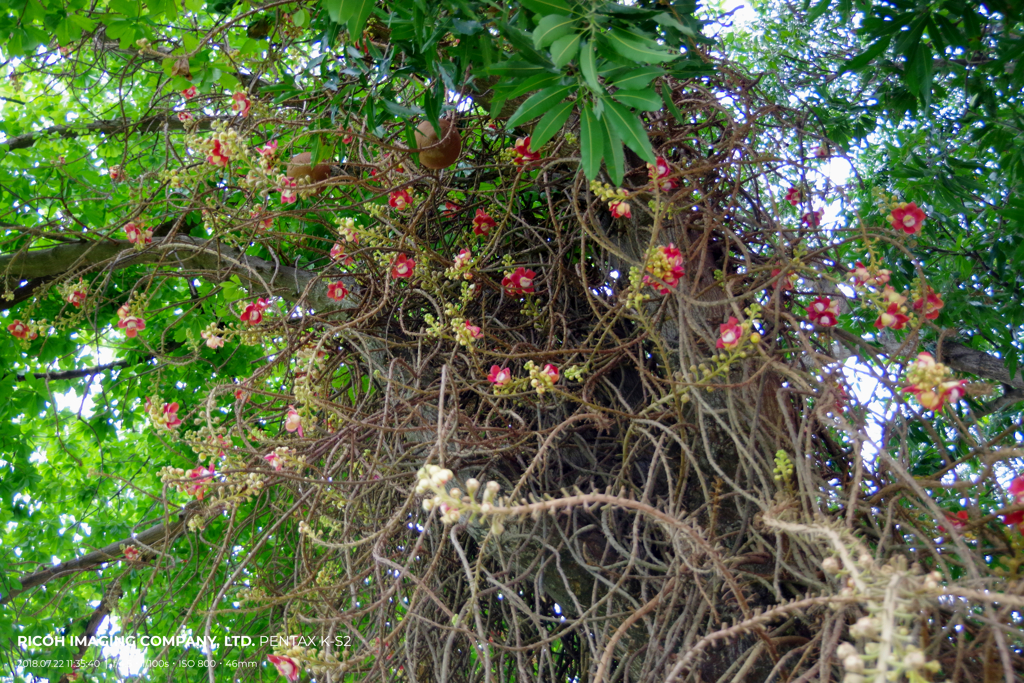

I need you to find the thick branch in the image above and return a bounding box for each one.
[0,235,355,313]
[1,503,198,606]
[0,115,215,151]
[14,359,133,382]
[939,341,1023,390]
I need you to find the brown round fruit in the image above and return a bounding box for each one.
[286,152,332,190]
[414,119,461,170]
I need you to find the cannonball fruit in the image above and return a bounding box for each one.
[414,119,461,170]
[286,152,332,188]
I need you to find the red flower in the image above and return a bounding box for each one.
[875,303,909,330]
[472,209,496,235]
[163,402,182,429]
[177,111,194,123]
[182,85,197,100]
[391,254,415,279]
[784,187,801,206]
[7,319,36,340]
[647,156,677,191]
[912,288,944,320]
[240,298,269,325]
[1010,474,1024,504]
[502,267,536,295]
[326,281,349,301]
[206,139,231,167]
[609,199,631,218]
[771,268,794,291]
[186,465,215,500]
[125,222,152,245]
[806,296,839,327]
[388,189,413,211]
[939,510,969,533]
[67,288,87,307]
[716,316,743,350]
[284,405,303,436]
[257,140,278,156]
[453,248,472,270]
[464,321,483,339]
[267,655,301,682]
[330,243,353,265]
[541,364,559,382]
[849,261,890,287]
[488,365,511,386]
[118,315,146,338]
[279,177,297,204]
[1003,509,1024,528]
[512,136,541,166]
[123,546,140,562]
[888,202,926,235]
[801,209,823,227]
[231,91,251,118]
[443,201,461,215]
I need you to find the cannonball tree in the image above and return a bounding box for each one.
[1,0,1023,681]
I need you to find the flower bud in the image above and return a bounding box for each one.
[822,557,840,574]
[842,655,864,674]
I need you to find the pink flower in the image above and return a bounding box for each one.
[231,91,251,117]
[326,281,349,301]
[330,242,353,265]
[264,451,283,471]
[257,140,278,156]
[116,303,131,320]
[388,189,413,210]
[391,254,415,279]
[251,206,273,231]
[186,465,215,500]
[284,405,303,436]
[488,365,511,386]
[513,136,541,166]
[502,267,536,295]
[182,85,198,100]
[939,379,967,404]
[801,209,823,227]
[7,320,36,340]
[201,330,224,349]
[177,111,194,123]
[609,199,631,218]
[67,287,87,307]
[912,288,944,320]
[647,156,677,191]
[643,243,686,293]
[1009,475,1024,505]
[464,321,483,339]
[279,177,297,204]
[123,546,140,562]
[848,261,890,287]
[806,296,839,327]
[875,303,909,330]
[453,248,472,270]
[342,132,354,144]
[163,402,182,429]
[207,139,231,167]
[267,655,301,682]
[784,187,801,206]
[472,209,496,235]
[771,268,794,291]
[888,202,926,235]
[125,222,153,245]
[813,144,830,158]
[118,315,146,338]
[716,316,743,350]
[541,364,559,382]
[240,298,269,325]
[109,166,125,182]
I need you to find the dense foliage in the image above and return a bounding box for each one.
[0,0,1022,681]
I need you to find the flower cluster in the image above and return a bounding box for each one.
[874,286,910,330]
[59,279,88,307]
[805,296,839,327]
[125,222,152,247]
[335,216,360,243]
[783,187,801,206]
[255,140,278,171]
[511,136,540,166]
[589,180,631,218]
[647,156,677,191]
[146,397,182,430]
[446,248,474,280]
[903,352,967,411]
[264,446,295,472]
[642,243,685,293]
[525,360,559,395]
[200,323,225,349]
[502,266,535,295]
[848,261,890,287]
[887,201,926,235]
[7,319,41,340]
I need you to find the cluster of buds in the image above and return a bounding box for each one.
[335,216,360,243]
[589,180,631,218]
[848,260,891,288]
[194,122,243,168]
[873,286,911,331]
[125,221,153,247]
[146,397,182,430]
[772,449,794,484]
[903,352,966,411]
[453,319,483,347]
[525,360,559,395]
[446,248,474,280]
[642,243,685,293]
[199,322,226,349]
[416,465,507,533]
[837,628,939,683]
[264,446,295,471]
[58,279,88,308]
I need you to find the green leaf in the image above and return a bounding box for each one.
[598,114,624,185]
[532,14,575,50]
[580,104,603,180]
[804,0,832,22]
[602,98,655,163]
[292,9,308,27]
[653,12,695,37]
[531,100,575,151]
[485,61,551,78]
[550,33,580,68]
[844,36,891,72]
[579,39,602,93]
[345,0,375,39]
[520,0,571,14]
[506,85,574,129]
[606,28,679,64]
[661,85,683,123]
[323,0,343,23]
[611,87,662,111]
[609,66,664,90]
